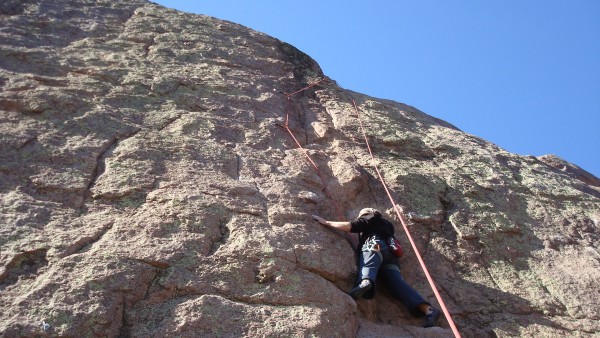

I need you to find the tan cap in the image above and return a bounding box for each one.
[358,208,380,218]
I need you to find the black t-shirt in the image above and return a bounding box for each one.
[350,215,395,246]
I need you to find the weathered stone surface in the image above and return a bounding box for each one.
[1,1,599,337]
[538,154,600,188]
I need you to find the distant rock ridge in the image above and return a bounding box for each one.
[538,154,600,188]
[1,1,599,337]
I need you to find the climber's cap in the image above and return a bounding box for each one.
[358,208,381,220]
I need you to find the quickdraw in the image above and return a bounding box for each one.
[366,237,381,252]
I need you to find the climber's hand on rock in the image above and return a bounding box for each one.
[312,215,327,226]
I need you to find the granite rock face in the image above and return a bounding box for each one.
[1,1,599,337]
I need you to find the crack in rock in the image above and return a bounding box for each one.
[59,222,113,257]
[117,293,129,338]
[133,258,170,270]
[209,222,230,255]
[80,128,142,214]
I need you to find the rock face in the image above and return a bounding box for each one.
[1,1,599,337]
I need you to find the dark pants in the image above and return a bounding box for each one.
[358,238,429,315]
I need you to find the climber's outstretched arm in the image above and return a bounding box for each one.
[312,215,351,232]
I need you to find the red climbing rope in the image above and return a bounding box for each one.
[284,78,327,97]
[349,97,462,338]
[281,79,358,249]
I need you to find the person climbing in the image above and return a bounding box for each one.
[312,208,441,328]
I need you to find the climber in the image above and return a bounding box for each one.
[312,208,441,328]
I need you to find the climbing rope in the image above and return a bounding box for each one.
[348,95,462,338]
[280,78,358,249]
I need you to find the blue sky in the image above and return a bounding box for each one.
[154,1,600,178]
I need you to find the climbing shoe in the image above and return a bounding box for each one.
[423,307,441,328]
[348,279,372,299]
